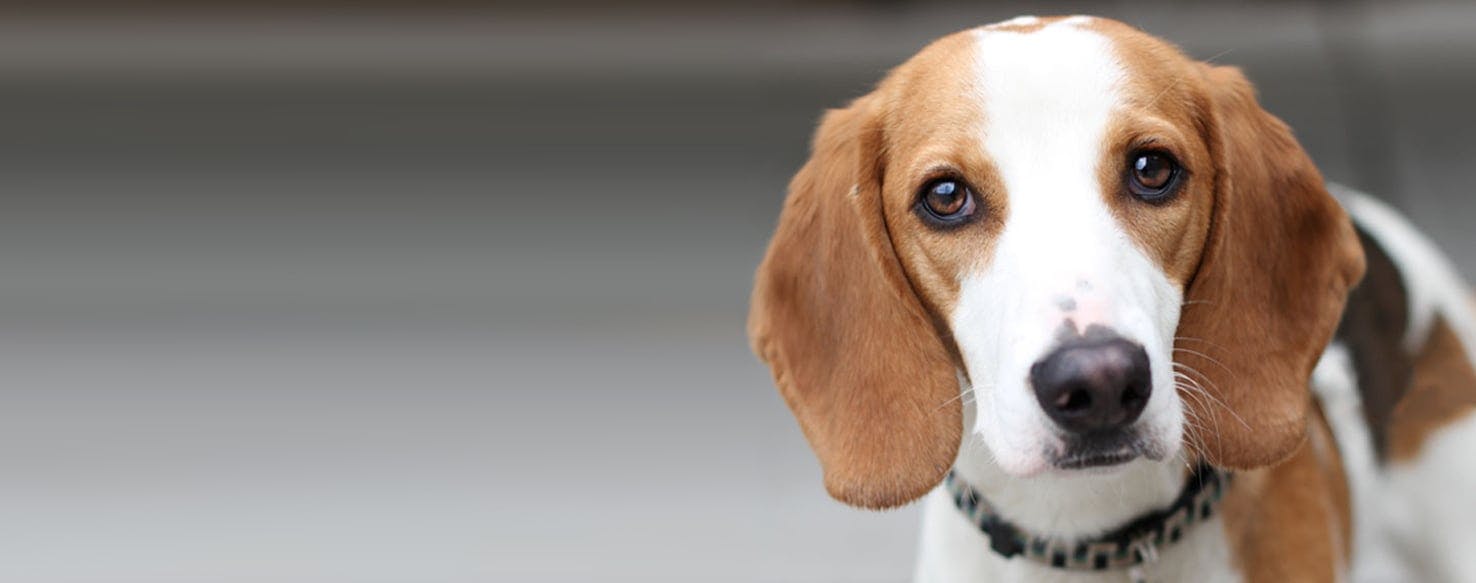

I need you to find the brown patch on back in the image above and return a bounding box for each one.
[1335,227,1414,459]
[1387,316,1476,461]
[1220,408,1350,580]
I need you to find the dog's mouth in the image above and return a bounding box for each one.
[1049,431,1161,471]
[1054,449,1139,469]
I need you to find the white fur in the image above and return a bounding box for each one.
[949,16,1184,480]
[1385,415,1476,581]
[922,18,1213,581]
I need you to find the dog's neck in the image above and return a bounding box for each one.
[916,447,1239,583]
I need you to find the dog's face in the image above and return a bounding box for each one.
[885,17,1217,477]
[750,16,1365,508]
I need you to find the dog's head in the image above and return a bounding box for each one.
[748,16,1365,509]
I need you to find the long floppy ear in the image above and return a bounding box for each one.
[1179,65,1366,468]
[747,95,961,509]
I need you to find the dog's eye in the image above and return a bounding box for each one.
[917,179,977,226]
[1126,152,1182,202]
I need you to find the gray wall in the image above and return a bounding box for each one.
[1,2,1472,582]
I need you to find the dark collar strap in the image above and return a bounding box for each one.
[943,464,1230,571]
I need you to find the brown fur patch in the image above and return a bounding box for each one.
[1220,408,1350,580]
[1387,316,1476,461]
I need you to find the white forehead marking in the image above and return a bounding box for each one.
[972,21,1123,201]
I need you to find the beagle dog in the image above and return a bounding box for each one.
[748,16,1476,582]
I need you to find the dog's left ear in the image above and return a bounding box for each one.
[1178,65,1366,469]
[748,94,961,509]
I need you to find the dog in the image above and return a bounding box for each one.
[748,15,1476,582]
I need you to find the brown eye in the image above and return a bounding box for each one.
[1127,151,1181,202]
[918,179,977,226]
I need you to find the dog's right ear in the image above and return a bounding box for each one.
[747,95,962,509]
[1176,65,1365,469]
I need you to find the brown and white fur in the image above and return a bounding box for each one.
[748,15,1476,582]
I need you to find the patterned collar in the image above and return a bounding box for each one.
[943,464,1231,574]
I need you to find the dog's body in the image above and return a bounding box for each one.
[748,16,1476,582]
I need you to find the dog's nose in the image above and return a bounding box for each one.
[1029,336,1151,434]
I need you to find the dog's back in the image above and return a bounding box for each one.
[1319,187,1476,581]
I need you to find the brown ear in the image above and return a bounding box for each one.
[747,96,961,509]
[1179,66,1366,468]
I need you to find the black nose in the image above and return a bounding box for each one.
[1030,336,1151,434]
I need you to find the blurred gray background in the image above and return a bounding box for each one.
[0,1,1472,582]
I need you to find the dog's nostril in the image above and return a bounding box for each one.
[1056,388,1092,413]
[1120,384,1147,410]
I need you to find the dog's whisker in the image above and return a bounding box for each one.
[1173,335,1234,353]
[1174,367,1251,433]
[938,381,993,410]
[1171,346,1235,377]
[1176,372,1237,443]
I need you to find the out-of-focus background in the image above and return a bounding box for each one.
[1,1,1471,582]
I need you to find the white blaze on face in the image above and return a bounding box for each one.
[951,19,1184,476]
